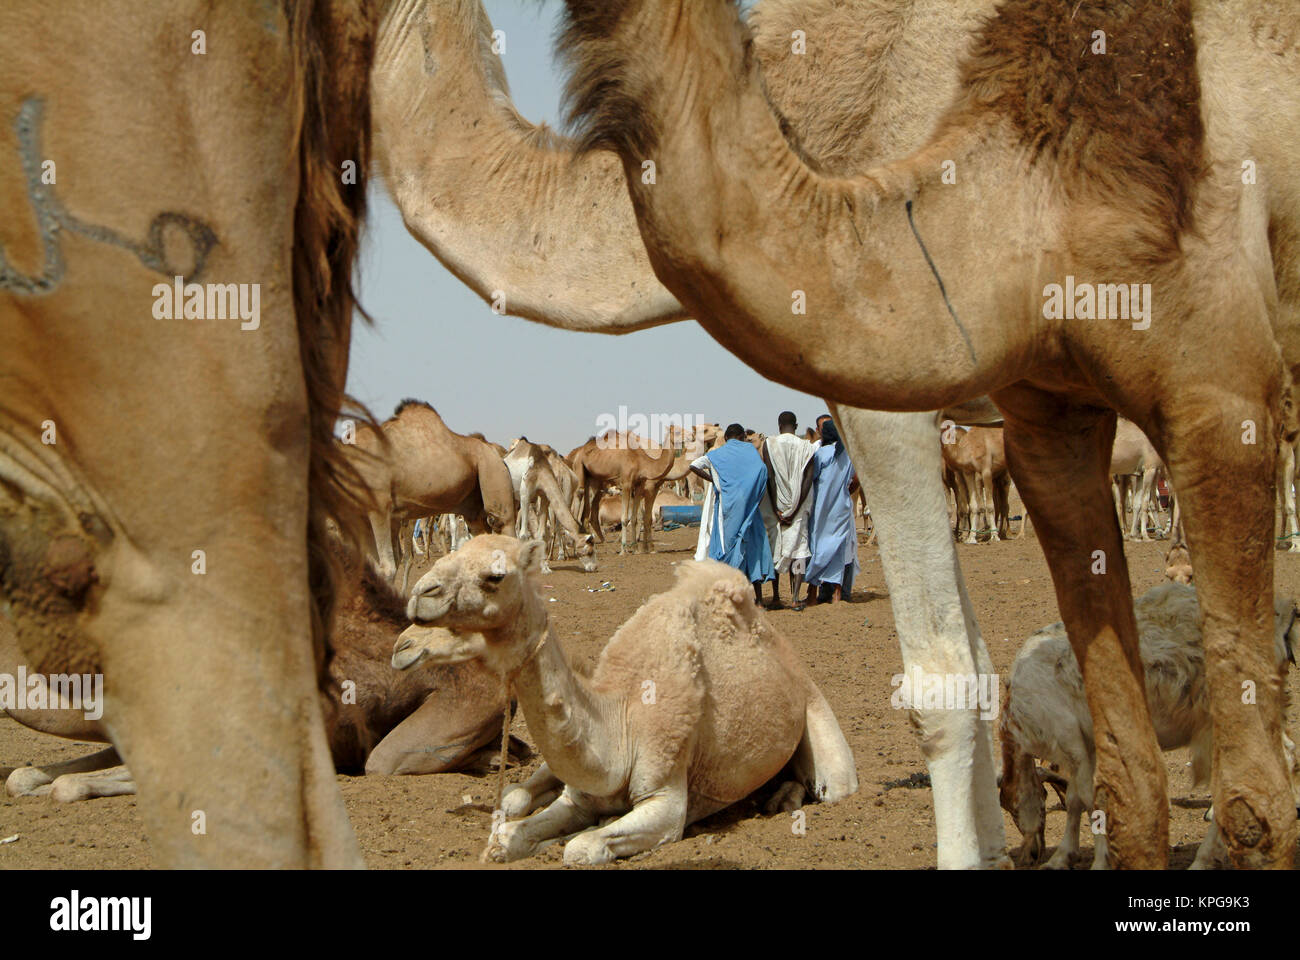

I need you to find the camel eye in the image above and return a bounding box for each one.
[483,571,505,586]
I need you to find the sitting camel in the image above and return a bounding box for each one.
[392,536,858,864]
[5,546,511,800]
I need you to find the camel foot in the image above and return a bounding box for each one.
[6,767,54,797]
[1039,848,1072,870]
[764,781,806,814]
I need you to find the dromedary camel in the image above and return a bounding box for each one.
[503,437,596,573]
[5,543,509,799]
[554,0,1300,868]
[367,0,1026,868]
[393,535,858,863]
[941,426,1017,544]
[569,432,675,553]
[351,400,517,583]
[1111,418,1166,542]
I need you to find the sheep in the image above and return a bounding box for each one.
[999,581,1298,869]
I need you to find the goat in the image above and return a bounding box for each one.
[999,581,1298,869]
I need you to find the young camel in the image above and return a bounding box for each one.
[503,438,597,573]
[569,432,675,554]
[555,0,1300,867]
[351,400,517,583]
[393,535,858,864]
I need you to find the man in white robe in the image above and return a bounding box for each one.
[760,412,815,609]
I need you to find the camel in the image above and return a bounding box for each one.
[17,0,1280,869]
[5,543,510,801]
[1111,419,1166,542]
[369,0,1021,868]
[393,535,858,863]
[351,400,517,584]
[553,0,1300,868]
[941,426,1015,544]
[503,437,596,573]
[1277,432,1300,554]
[569,432,675,553]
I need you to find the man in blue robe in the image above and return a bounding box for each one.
[806,419,861,603]
[689,423,775,599]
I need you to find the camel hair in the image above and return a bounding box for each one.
[552,0,1300,868]
[393,535,858,864]
[4,542,511,800]
[350,400,517,584]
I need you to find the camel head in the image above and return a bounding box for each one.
[393,536,546,675]
[998,712,1047,866]
[1164,543,1193,584]
[563,530,598,572]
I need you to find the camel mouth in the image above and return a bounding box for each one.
[406,592,453,623]
[393,623,483,668]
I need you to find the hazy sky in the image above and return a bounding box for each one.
[346,0,822,452]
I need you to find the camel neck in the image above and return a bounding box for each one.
[560,0,1041,411]
[370,0,684,332]
[499,600,626,797]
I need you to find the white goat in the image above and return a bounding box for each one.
[999,581,1298,869]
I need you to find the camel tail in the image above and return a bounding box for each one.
[287,0,380,678]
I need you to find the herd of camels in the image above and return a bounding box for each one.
[1,0,1299,869]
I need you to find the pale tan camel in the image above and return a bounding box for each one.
[569,432,675,553]
[554,0,1300,868]
[503,438,596,573]
[393,535,858,863]
[5,543,510,800]
[351,400,517,583]
[1111,419,1166,542]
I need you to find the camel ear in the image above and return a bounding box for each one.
[518,539,546,572]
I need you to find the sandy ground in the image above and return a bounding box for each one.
[4,516,1299,870]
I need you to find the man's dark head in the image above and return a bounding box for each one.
[777,411,797,433]
[815,414,832,438]
[724,422,746,442]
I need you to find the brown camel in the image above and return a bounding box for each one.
[569,432,675,553]
[352,400,517,583]
[5,542,510,799]
[942,426,1018,543]
[555,0,1300,868]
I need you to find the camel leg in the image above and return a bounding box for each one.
[786,679,858,803]
[981,468,999,543]
[1278,439,1300,553]
[1042,778,1085,870]
[6,746,124,797]
[1161,404,1294,868]
[563,773,689,864]
[369,511,398,581]
[363,695,503,776]
[640,481,657,553]
[486,787,599,862]
[833,405,1008,868]
[502,761,564,818]
[50,765,137,803]
[619,483,635,554]
[996,389,1167,868]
